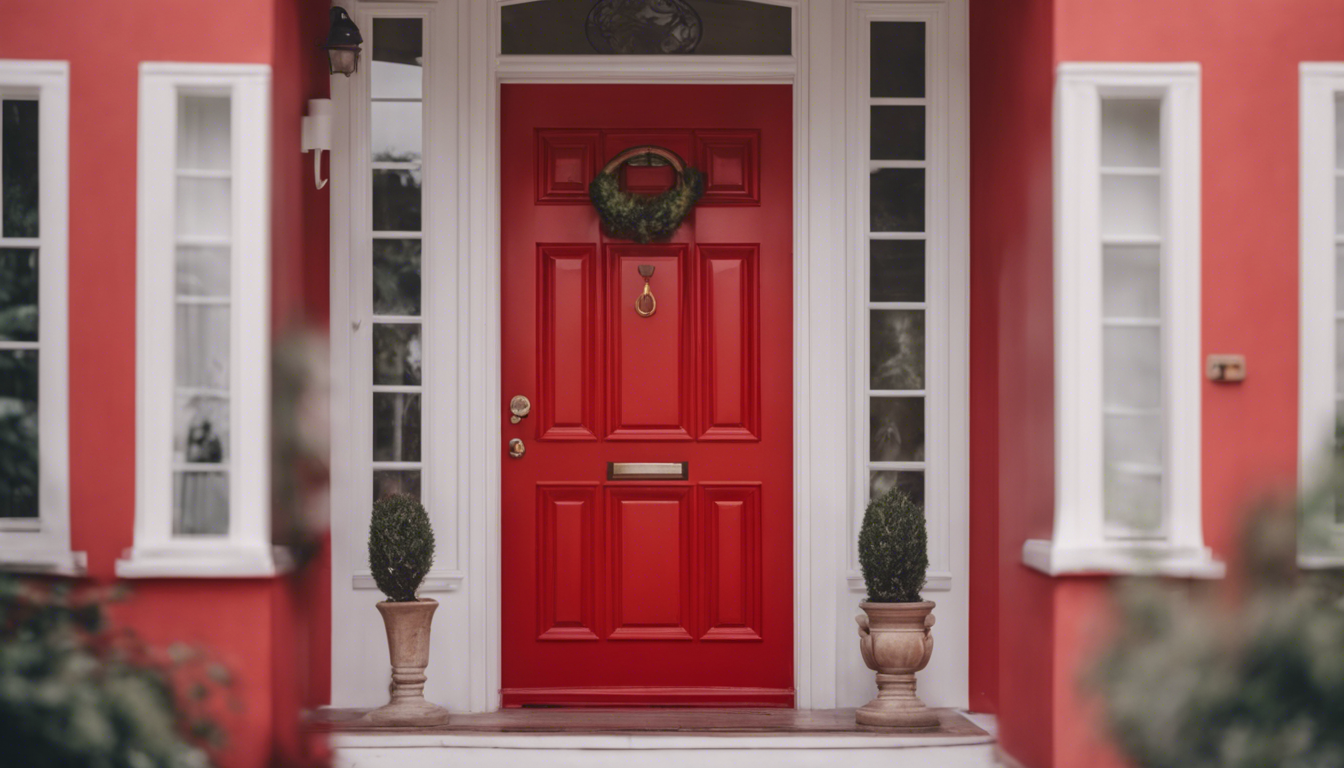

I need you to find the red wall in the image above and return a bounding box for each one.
[1,1,331,766]
[968,0,1057,756]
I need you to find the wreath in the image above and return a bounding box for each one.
[589,146,704,243]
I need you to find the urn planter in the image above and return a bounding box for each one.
[365,598,451,726]
[855,600,938,731]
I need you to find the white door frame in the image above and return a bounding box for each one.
[329,0,968,712]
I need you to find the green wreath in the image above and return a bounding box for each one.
[589,146,704,244]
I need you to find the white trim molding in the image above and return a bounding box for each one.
[120,62,280,579]
[0,60,80,576]
[1298,63,1344,570]
[1027,62,1222,578]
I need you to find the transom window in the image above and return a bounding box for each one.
[500,0,792,56]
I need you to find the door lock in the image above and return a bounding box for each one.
[508,438,526,459]
[510,395,532,424]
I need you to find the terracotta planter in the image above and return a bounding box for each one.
[364,598,451,726]
[855,600,939,730]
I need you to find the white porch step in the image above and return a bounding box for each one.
[326,708,996,768]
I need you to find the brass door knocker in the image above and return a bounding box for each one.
[635,264,657,317]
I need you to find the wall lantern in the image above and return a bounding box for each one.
[323,7,363,77]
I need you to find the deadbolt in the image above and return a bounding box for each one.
[508,438,526,458]
[510,395,532,424]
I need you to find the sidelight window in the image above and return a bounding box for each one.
[122,63,275,577]
[0,61,76,575]
[1027,63,1219,577]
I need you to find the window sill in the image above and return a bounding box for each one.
[116,546,291,579]
[1022,539,1225,579]
[0,550,88,577]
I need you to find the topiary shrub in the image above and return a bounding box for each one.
[858,487,928,603]
[368,493,435,603]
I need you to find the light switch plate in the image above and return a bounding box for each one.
[1206,354,1246,382]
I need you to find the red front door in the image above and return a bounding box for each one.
[501,84,793,707]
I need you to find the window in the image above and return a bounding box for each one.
[0,61,76,575]
[120,63,276,578]
[1025,63,1221,577]
[1298,64,1344,567]
[500,0,791,56]
[850,7,964,594]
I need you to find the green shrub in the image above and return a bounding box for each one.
[858,487,928,603]
[368,493,435,602]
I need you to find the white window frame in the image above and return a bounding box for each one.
[119,62,278,578]
[1298,63,1344,569]
[1025,62,1222,578]
[0,61,78,575]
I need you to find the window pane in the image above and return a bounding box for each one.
[2,100,39,238]
[175,305,230,389]
[870,168,924,232]
[870,239,924,302]
[1101,175,1160,240]
[1104,469,1162,535]
[176,177,232,240]
[0,248,38,341]
[374,470,421,502]
[870,105,924,161]
[1103,245,1160,319]
[501,0,791,55]
[373,393,421,462]
[373,169,422,232]
[870,22,924,98]
[177,95,231,171]
[373,239,421,316]
[1103,326,1161,409]
[372,101,422,163]
[374,323,422,385]
[1104,413,1162,468]
[372,18,423,99]
[176,246,230,297]
[0,350,38,518]
[175,393,228,464]
[869,470,924,508]
[1100,99,1160,168]
[870,396,924,462]
[173,472,229,535]
[870,309,924,390]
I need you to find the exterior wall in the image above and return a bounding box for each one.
[988,1,1344,766]
[968,0,1056,759]
[1,1,331,766]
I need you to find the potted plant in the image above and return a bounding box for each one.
[855,487,938,730]
[364,493,450,726]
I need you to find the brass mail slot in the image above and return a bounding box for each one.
[607,462,688,481]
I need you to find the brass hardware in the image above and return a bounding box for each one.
[635,264,657,317]
[509,395,532,424]
[508,438,526,459]
[1207,354,1246,382]
[607,462,688,480]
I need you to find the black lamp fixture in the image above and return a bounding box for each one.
[323,7,363,77]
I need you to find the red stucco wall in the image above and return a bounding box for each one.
[1,1,332,765]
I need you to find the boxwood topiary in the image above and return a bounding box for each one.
[368,493,435,603]
[858,487,928,603]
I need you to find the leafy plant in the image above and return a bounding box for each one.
[858,487,929,603]
[1093,512,1344,768]
[0,576,233,768]
[368,493,435,602]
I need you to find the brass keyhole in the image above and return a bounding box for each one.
[510,395,531,424]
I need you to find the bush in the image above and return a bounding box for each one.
[0,576,230,768]
[858,487,928,603]
[368,493,435,602]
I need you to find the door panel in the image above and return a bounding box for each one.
[502,84,792,707]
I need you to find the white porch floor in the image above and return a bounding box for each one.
[323,707,997,768]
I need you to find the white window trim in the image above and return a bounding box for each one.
[1298,63,1344,570]
[119,62,280,579]
[0,60,80,576]
[1025,62,1222,578]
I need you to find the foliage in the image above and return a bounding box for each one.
[368,493,436,602]
[858,486,929,603]
[0,576,234,768]
[1093,513,1344,768]
[589,165,704,243]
